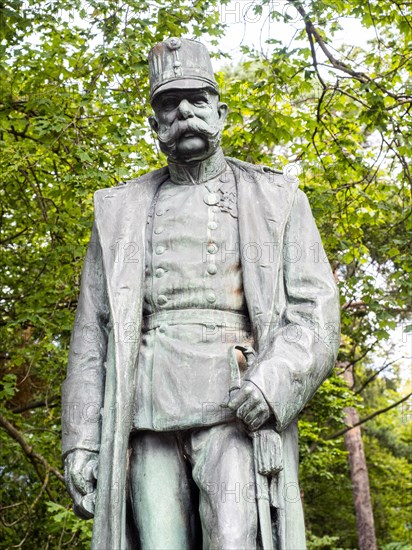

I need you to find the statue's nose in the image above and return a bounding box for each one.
[177,99,194,120]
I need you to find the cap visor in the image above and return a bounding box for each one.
[151,78,218,102]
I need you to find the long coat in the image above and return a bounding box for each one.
[62,157,340,549]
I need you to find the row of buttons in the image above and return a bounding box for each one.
[156,290,217,306]
[150,178,228,308]
[153,240,219,272]
[152,196,169,306]
[206,198,219,277]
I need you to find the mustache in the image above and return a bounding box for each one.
[157,118,221,148]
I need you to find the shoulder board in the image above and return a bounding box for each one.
[225,157,284,176]
[262,165,283,175]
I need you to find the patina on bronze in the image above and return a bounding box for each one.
[62,37,340,549]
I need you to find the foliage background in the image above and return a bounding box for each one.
[1,1,411,548]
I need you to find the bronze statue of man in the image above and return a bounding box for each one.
[62,37,340,549]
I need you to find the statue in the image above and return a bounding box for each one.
[62,37,340,549]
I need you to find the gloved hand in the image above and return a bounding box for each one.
[64,449,99,519]
[226,381,270,431]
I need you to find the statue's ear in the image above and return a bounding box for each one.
[148,116,159,133]
[218,102,228,122]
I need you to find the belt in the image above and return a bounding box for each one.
[142,308,251,332]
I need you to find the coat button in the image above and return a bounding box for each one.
[204,193,219,206]
[207,264,217,275]
[154,226,164,234]
[207,243,218,254]
[206,291,216,303]
[155,245,166,255]
[155,267,165,278]
[157,295,168,306]
[208,221,218,230]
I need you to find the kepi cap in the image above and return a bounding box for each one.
[148,37,219,103]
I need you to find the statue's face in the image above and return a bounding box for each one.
[149,88,228,163]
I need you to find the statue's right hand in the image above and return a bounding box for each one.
[64,449,99,519]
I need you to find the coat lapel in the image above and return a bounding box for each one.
[94,167,169,344]
[92,167,168,549]
[229,158,298,351]
[94,167,170,416]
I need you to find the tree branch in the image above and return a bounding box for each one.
[287,0,369,83]
[355,358,404,395]
[287,0,412,102]
[325,392,412,440]
[342,300,412,315]
[11,397,59,414]
[0,412,64,483]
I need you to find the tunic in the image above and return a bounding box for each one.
[133,158,253,430]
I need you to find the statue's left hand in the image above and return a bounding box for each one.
[226,381,270,431]
[64,449,99,519]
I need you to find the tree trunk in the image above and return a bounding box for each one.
[342,363,377,550]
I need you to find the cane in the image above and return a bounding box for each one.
[227,345,283,550]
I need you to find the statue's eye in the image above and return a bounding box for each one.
[161,98,178,110]
[192,97,207,106]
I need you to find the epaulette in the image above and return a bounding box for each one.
[116,178,142,187]
[262,165,283,175]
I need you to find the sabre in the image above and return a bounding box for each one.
[227,345,284,550]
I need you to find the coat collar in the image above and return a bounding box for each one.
[168,148,226,185]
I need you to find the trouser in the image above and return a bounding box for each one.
[129,422,258,550]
